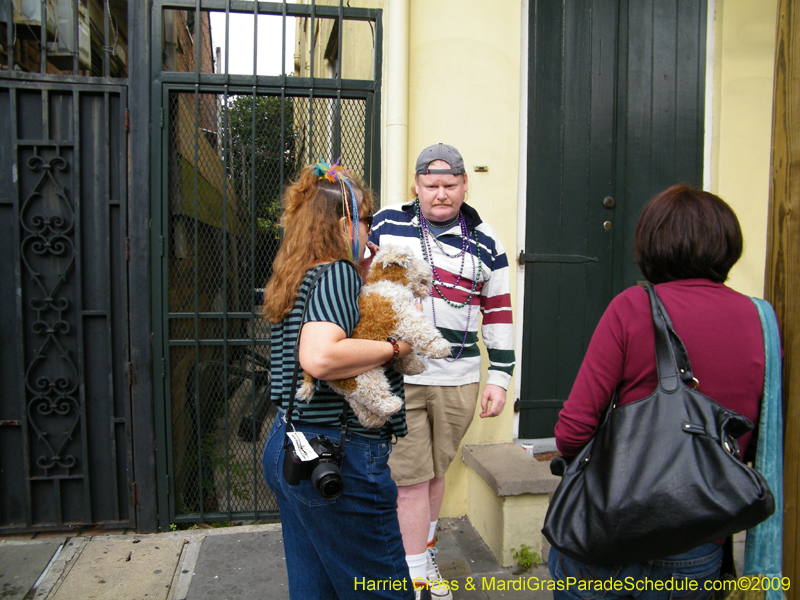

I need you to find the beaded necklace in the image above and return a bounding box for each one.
[415,200,483,361]
[427,220,467,259]
[427,213,461,229]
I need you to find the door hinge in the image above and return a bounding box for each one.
[160,108,164,129]
[124,109,129,132]
[125,237,130,261]
[161,358,166,379]
[518,252,598,265]
[131,482,137,507]
[160,236,165,257]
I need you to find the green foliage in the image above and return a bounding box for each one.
[201,434,254,502]
[224,95,296,235]
[224,94,296,286]
[511,544,541,572]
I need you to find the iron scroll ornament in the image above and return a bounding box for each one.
[20,152,81,475]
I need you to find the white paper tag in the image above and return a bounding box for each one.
[286,431,319,462]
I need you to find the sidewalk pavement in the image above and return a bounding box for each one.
[1,517,553,600]
[1,517,747,600]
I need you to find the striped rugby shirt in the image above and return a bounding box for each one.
[268,260,407,440]
[369,201,515,389]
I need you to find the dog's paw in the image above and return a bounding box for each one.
[348,371,404,417]
[358,410,388,429]
[422,337,452,360]
[296,380,316,401]
[349,400,389,429]
[363,393,402,417]
[394,354,426,375]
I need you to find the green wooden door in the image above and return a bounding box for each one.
[518,0,706,439]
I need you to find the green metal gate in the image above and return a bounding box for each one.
[0,0,142,533]
[0,78,132,532]
[151,1,382,527]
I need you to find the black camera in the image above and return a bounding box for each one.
[283,435,344,498]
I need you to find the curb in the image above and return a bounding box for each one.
[31,537,87,600]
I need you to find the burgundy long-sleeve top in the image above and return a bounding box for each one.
[554,279,765,459]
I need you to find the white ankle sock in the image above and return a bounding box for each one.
[406,552,429,586]
[427,520,438,545]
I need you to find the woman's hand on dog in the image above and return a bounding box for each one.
[359,241,380,276]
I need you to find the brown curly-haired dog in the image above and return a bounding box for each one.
[298,245,451,428]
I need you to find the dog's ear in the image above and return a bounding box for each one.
[376,245,413,270]
[377,253,394,268]
[391,246,415,269]
[408,258,434,297]
[366,260,385,284]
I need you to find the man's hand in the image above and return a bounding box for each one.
[479,384,506,418]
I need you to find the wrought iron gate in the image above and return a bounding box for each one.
[152,1,382,527]
[0,78,132,532]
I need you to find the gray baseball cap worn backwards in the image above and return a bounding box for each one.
[415,143,466,175]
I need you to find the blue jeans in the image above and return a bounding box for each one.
[263,416,413,599]
[549,543,723,600]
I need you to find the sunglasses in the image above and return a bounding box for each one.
[360,215,374,230]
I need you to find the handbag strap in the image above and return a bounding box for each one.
[644,283,695,392]
[743,297,784,583]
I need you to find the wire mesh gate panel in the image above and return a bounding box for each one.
[0,79,132,532]
[153,1,382,526]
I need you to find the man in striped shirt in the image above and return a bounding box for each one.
[369,144,515,599]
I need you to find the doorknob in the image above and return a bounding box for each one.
[603,196,615,209]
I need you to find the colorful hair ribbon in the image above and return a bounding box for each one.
[312,158,348,183]
[312,158,360,260]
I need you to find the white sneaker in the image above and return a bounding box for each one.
[414,587,432,600]
[426,547,453,600]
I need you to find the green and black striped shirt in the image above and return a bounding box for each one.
[269,260,407,440]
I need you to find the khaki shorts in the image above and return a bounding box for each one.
[389,382,480,486]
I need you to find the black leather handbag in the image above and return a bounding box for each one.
[541,283,775,565]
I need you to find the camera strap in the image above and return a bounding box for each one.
[283,261,353,456]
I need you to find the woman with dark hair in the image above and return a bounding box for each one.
[262,162,417,599]
[548,185,764,598]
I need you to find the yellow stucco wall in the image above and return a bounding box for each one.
[466,468,551,566]
[294,0,381,80]
[710,0,778,298]
[403,0,522,518]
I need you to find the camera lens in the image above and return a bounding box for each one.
[311,462,344,498]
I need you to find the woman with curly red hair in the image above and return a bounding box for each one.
[262,162,418,599]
